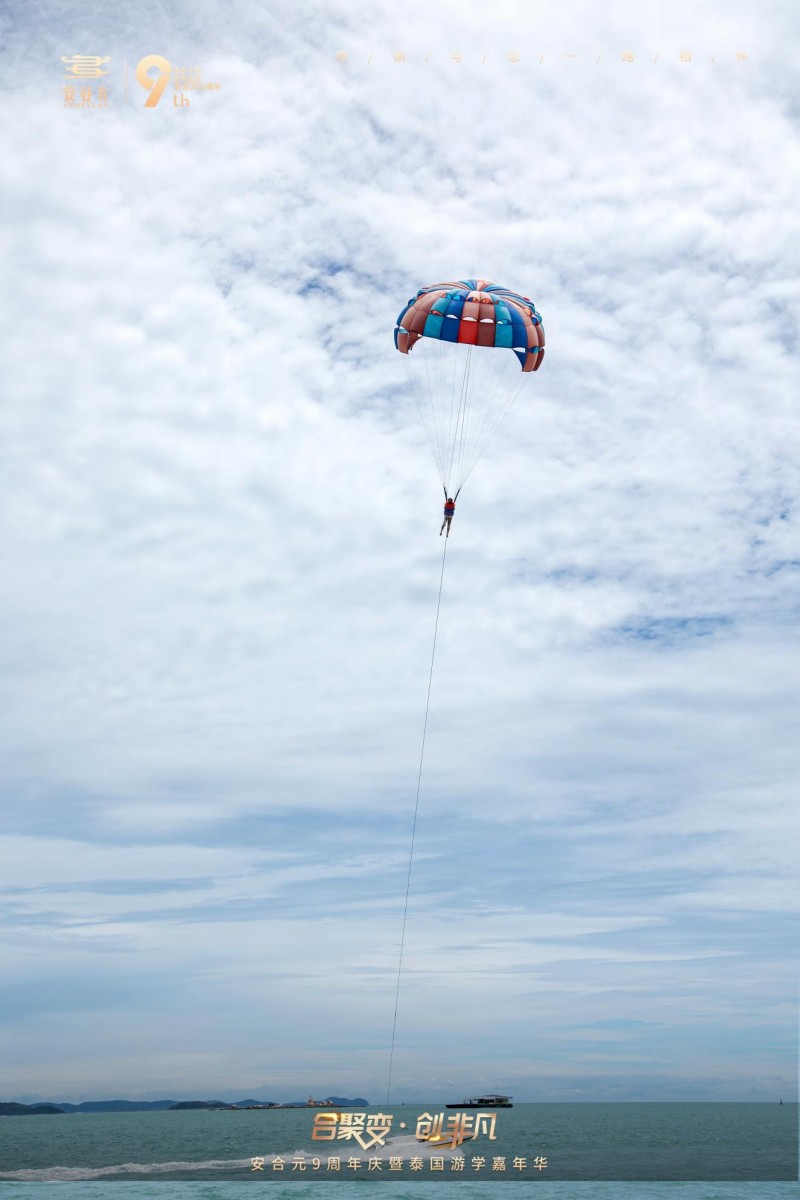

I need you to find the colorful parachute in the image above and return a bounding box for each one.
[395,279,545,495]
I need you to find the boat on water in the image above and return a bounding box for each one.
[445,1094,512,1109]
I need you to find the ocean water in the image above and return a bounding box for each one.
[0,1185,799,1200]
[0,1103,796,1197]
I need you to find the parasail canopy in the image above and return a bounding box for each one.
[395,279,545,496]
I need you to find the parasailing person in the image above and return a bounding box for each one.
[440,494,456,537]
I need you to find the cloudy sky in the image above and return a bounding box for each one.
[1,0,798,1104]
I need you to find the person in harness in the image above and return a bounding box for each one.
[440,495,456,537]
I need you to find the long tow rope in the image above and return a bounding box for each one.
[386,534,449,1105]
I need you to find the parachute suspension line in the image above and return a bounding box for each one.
[446,345,473,495]
[455,363,527,492]
[453,347,472,491]
[445,344,463,490]
[409,348,446,486]
[460,349,525,487]
[386,536,449,1107]
[406,339,528,496]
[457,379,526,493]
[423,340,446,484]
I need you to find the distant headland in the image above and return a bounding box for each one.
[0,1096,368,1116]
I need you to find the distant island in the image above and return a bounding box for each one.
[0,1103,66,1117]
[0,1096,369,1116]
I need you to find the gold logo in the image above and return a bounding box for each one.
[62,55,110,79]
[135,54,172,107]
[133,55,222,107]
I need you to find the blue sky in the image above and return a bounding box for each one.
[0,0,798,1103]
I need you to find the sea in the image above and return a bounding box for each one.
[0,1103,796,1199]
